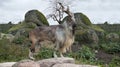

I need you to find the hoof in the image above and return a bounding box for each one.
[53,54,58,58]
[54,55,58,58]
[29,56,35,60]
[29,49,35,60]
[60,54,64,58]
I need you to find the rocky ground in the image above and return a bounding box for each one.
[0,57,98,67]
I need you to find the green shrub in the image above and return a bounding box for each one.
[35,48,54,59]
[0,24,14,33]
[35,45,96,63]
[78,45,95,61]
[109,56,120,67]
[100,42,120,54]
[8,22,25,33]
[13,36,26,44]
[68,45,95,62]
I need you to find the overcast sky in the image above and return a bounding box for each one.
[0,0,120,24]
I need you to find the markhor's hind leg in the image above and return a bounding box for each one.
[53,51,57,58]
[59,47,66,57]
[53,47,58,58]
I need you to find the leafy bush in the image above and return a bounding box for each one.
[78,45,95,61]
[35,45,95,61]
[35,45,96,63]
[35,48,54,59]
[13,36,26,44]
[109,56,120,67]
[68,45,95,62]
[100,42,120,54]
[8,22,25,33]
[0,24,14,33]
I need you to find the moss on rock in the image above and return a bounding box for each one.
[25,10,49,26]
[74,13,92,26]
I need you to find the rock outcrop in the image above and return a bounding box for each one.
[106,33,119,42]
[0,33,14,42]
[0,57,98,67]
[25,10,49,26]
[9,9,49,35]
[8,10,49,46]
[37,57,75,67]
[0,62,16,67]
[62,13,102,44]
[74,13,103,44]
[76,29,99,44]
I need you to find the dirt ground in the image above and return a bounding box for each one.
[96,50,113,64]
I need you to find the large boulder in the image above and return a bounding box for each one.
[12,57,74,67]
[76,29,99,44]
[0,33,14,42]
[106,33,119,42]
[0,62,16,67]
[62,13,102,44]
[74,13,103,44]
[0,57,98,67]
[12,57,98,67]
[8,10,49,45]
[74,13,92,26]
[25,10,49,26]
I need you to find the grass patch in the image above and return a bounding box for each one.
[0,38,29,62]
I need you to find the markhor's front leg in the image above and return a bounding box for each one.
[29,49,35,60]
[53,51,58,58]
[53,41,60,58]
